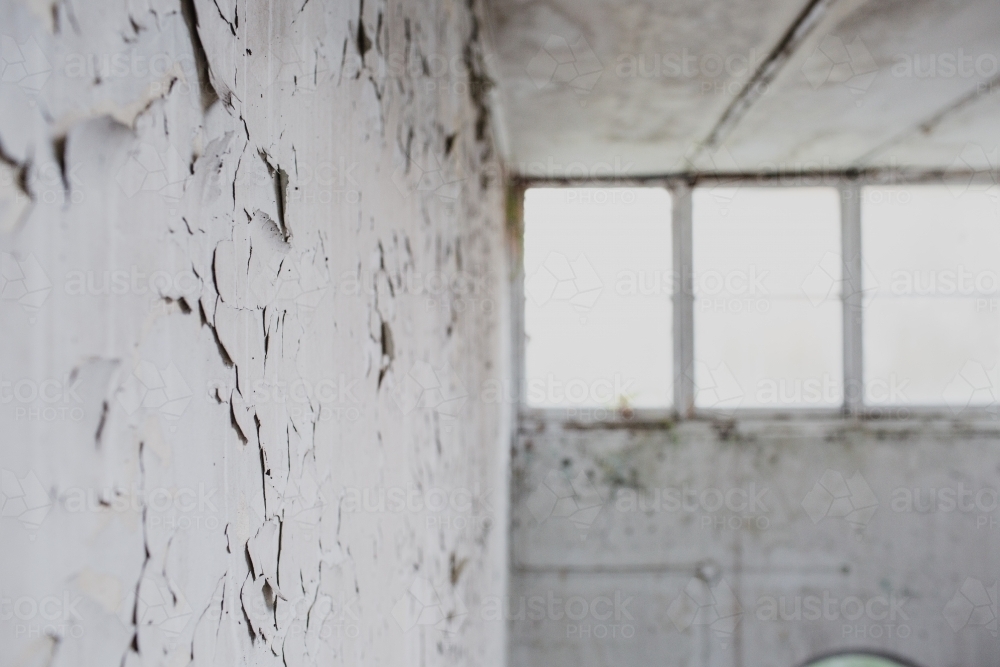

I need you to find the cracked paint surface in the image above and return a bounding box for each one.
[1,1,509,666]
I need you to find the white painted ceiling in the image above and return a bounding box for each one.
[484,0,1000,176]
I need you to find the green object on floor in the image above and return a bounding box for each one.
[804,654,916,667]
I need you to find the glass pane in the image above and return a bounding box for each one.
[693,187,842,409]
[523,188,672,408]
[863,185,1000,408]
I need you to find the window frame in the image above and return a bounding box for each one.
[511,172,1000,424]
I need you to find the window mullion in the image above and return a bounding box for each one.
[511,183,527,414]
[673,183,695,417]
[841,181,864,416]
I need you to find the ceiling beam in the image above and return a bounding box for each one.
[513,168,998,187]
[693,0,838,159]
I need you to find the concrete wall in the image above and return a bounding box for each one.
[0,1,510,667]
[510,415,1000,667]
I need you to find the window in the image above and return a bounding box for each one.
[520,180,999,416]
[863,185,1000,407]
[693,187,842,409]
[523,188,673,408]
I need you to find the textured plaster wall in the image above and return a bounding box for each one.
[511,417,1000,667]
[0,1,510,666]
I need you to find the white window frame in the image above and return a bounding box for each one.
[511,172,1000,424]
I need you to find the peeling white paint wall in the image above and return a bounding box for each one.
[511,417,1000,667]
[0,1,510,666]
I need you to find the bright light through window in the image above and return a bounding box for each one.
[863,185,1000,406]
[523,188,673,409]
[692,187,843,409]
[521,182,999,416]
